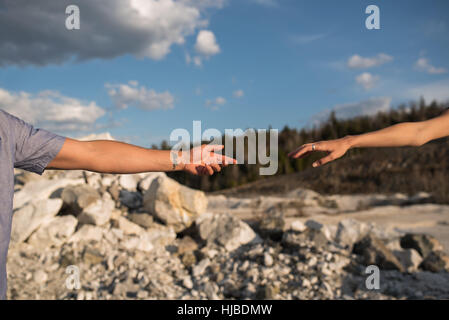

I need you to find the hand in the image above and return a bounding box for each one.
[182,144,237,176]
[288,137,351,167]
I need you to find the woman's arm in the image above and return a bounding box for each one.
[47,138,236,176]
[288,108,449,167]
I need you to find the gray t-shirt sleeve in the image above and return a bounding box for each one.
[10,114,66,175]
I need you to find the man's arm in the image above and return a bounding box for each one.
[47,138,236,176]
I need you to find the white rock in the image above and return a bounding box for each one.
[196,212,260,251]
[118,175,140,191]
[33,270,48,284]
[182,277,193,289]
[78,198,115,226]
[192,258,210,277]
[60,184,101,215]
[305,219,331,240]
[115,216,144,235]
[28,215,78,247]
[69,225,104,242]
[121,236,154,252]
[335,219,370,247]
[111,228,124,240]
[287,188,323,207]
[101,175,116,188]
[141,227,176,247]
[143,176,208,232]
[264,253,274,267]
[138,172,166,191]
[393,249,423,272]
[85,172,102,189]
[11,199,63,244]
[13,178,84,209]
[290,220,307,232]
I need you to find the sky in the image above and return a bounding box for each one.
[0,0,448,146]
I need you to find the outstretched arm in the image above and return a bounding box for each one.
[47,138,236,176]
[289,108,449,167]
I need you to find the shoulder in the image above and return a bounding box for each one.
[0,109,21,125]
[0,109,31,142]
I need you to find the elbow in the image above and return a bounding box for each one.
[411,139,425,147]
[412,133,429,147]
[410,122,430,147]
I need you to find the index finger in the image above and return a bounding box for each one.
[288,144,313,159]
[213,153,237,165]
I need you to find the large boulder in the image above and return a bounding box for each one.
[195,212,260,251]
[141,227,176,247]
[393,249,422,272]
[335,219,371,249]
[420,251,449,272]
[28,215,78,247]
[287,188,323,207]
[282,229,329,249]
[11,199,63,244]
[14,169,44,186]
[13,178,84,209]
[353,234,405,272]
[128,213,154,228]
[69,225,104,243]
[113,216,144,235]
[143,177,208,232]
[61,184,101,215]
[400,233,443,258]
[138,172,166,191]
[120,225,175,252]
[77,197,115,226]
[118,174,140,191]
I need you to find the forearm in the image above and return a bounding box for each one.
[87,141,182,174]
[345,122,425,149]
[50,139,183,174]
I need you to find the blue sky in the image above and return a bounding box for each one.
[0,0,448,146]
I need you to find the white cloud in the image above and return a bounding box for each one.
[195,30,221,56]
[233,90,244,98]
[347,53,393,69]
[407,79,449,102]
[205,96,226,110]
[414,58,447,75]
[186,29,220,67]
[0,88,105,132]
[0,0,225,66]
[355,72,379,90]
[106,81,174,110]
[312,97,392,124]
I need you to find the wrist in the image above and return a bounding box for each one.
[170,150,186,171]
[342,135,356,150]
[178,150,187,171]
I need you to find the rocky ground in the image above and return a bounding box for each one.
[6,168,449,300]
